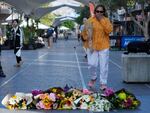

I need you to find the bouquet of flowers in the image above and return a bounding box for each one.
[34,93,56,110]
[104,88,141,109]
[1,92,33,110]
[74,94,95,110]
[89,93,112,112]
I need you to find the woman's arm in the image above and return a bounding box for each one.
[100,18,113,34]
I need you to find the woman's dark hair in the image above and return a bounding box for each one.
[94,4,107,17]
[12,19,19,24]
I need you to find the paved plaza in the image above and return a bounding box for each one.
[0,39,150,113]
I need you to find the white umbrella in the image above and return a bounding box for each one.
[5,13,20,21]
[38,23,49,29]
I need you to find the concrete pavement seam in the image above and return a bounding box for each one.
[109,59,122,69]
[74,48,87,89]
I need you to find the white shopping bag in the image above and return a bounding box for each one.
[88,51,98,67]
[16,49,21,57]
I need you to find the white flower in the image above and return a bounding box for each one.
[82,95,90,102]
[74,97,82,105]
[80,102,88,109]
[8,98,17,105]
[8,96,22,105]
[89,96,111,112]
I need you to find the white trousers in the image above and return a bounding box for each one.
[89,49,109,85]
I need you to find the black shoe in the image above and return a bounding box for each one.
[84,55,87,59]
[0,73,6,77]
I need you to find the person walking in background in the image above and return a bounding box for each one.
[12,19,23,67]
[0,27,6,77]
[87,5,113,90]
[80,18,89,59]
[77,25,81,42]
[80,18,90,59]
[64,30,68,41]
[42,29,48,46]
[54,26,58,43]
[46,28,54,48]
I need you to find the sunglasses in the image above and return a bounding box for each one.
[95,10,104,13]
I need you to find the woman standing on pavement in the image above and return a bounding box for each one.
[12,19,23,67]
[88,5,113,90]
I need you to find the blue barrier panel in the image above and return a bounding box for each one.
[121,36,145,48]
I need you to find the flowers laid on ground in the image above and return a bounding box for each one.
[1,86,141,112]
[1,93,33,110]
[89,93,112,112]
[104,88,141,109]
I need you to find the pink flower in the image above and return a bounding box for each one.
[36,101,44,109]
[49,93,56,102]
[104,88,114,97]
[82,89,93,94]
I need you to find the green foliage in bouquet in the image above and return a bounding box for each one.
[105,88,141,109]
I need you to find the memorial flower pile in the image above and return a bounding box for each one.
[1,86,141,112]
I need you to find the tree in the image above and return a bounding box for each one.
[76,6,90,25]
[62,20,75,29]
[40,13,56,26]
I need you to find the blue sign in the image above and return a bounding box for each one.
[121,36,145,48]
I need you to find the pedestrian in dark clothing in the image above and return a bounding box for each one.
[46,28,54,48]
[0,27,6,77]
[12,19,23,67]
[77,26,81,42]
[54,26,58,42]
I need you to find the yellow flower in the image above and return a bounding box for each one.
[12,96,17,99]
[7,105,13,110]
[21,101,27,109]
[42,98,50,105]
[52,89,57,93]
[133,100,139,106]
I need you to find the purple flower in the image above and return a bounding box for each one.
[32,90,43,96]
[123,98,133,108]
[104,88,114,97]
[64,84,71,92]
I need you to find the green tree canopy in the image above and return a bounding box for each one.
[40,13,56,26]
[75,6,90,25]
[61,20,75,29]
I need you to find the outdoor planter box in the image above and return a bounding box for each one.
[122,53,150,83]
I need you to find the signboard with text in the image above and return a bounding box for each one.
[121,36,145,48]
